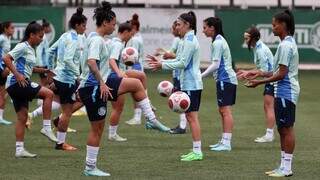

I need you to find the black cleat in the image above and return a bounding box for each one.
[169,125,186,134]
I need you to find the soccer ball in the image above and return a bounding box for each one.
[121,47,138,66]
[157,80,174,97]
[168,91,190,113]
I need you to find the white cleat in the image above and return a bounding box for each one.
[254,135,274,143]
[15,149,37,158]
[108,134,127,142]
[40,128,58,142]
[125,118,141,125]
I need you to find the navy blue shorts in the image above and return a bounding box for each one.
[275,98,296,128]
[0,68,7,86]
[182,90,202,113]
[132,62,143,71]
[53,79,77,104]
[216,81,237,107]
[79,86,107,122]
[263,84,274,96]
[172,77,181,92]
[7,80,41,112]
[106,73,123,102]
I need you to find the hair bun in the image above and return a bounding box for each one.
[132,14,139,20]
[76,7,83,15]
[102,1,112,11]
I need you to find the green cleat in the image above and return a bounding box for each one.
[0,118,12,125]
[180,151,203,161]
[83,168,110,177]
[268,169,293,177]
[145,120,170,132]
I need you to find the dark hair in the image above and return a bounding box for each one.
[118,22,132,33]
[69,7,87,29]
[274,9,295,36]
[172,20,178,30]
[130,13,140,31]
[93,1,116,26]
[179,11,197,35]
[0,21,12,34]
[42,19,50,28]
[245,26,260,51]
[204,17,224,40]
[21,21,43,42]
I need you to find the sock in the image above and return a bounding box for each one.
[16,141,24,153]
[222,133,232,146]
[284,153,293,172]
[133,108,142,121]
[37,99,43,106]
[43,120,52,131]
[0,109,4,119]
[80,106,86,112]
[57,131,66,144]
[266,128,274,138]
[192,141,202,154]
[137,98,156,122]
[85,145,99,170]
[179,113,187,129]
[109,125,118,137]
[280,151,285,169]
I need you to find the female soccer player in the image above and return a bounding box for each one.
[148,11,204,161]
[246,10,299,177]
[53,7,87,151]
[0,21,14,125]
[237,26,275,143]
[3,22,55,158]
[79,2,169,176]
[201,17,238,152]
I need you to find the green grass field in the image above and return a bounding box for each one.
[0,70,319,180]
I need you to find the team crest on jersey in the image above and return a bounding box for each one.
[98,107,106,116]
[31,82,39,88]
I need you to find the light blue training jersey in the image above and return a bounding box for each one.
[53,30,81,84]
[126,32,144,65]
[6,42,37,88]
[79,32,110,88]
[211,34,238,85]
[162,30,203,91]
[169,37,183,79]
[253,40,273,72]
[0,34,11,70]
[36,34,49,67]
[109,37,126,71]
[273,36,300,105]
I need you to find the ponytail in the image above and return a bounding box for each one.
[274,9,295,36]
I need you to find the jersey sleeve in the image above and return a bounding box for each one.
[8,43,26,60]
[278,43,292,67]
[211,40,223,62]
[87,38,101,61]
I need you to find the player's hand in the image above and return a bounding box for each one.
[118,71,128,78]
[236,70,248,80]
[15,73,28,87]
[146,54,162,71]
[100,82,113,101]
[244,79,260,88]
[163,52,175,60]
[244,71,260,80]
[154,48,166,56]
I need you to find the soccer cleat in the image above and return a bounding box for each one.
[125,118,141,125]
[84,168,110,177]
[0,118,12,125]
[210,143,231,152]
[268,169,293,177]
[108,134,127,142]
[67,127,77,133]
[209,141,222,149]
[40,128,58,142]
[169,125,186,134]
[72,109,87,116]
[265,168,281,175]
[15,149,37,158]
[254,135,274,143]
[180,151,194,158]
[55,143,77,151]
[180,151,203,161]
[145,120,170,132]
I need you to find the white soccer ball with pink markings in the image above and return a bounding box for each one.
[121,47,138,66]
[157,80,174,97]
[168,91,190,113]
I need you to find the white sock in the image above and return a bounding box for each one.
[16,141,24,153]
[133,108,142,121]
[284,153,293,172]
[37,99,43,106]
[109,125,118,137]
[43,119,52,131]
[179,113,187,129]
[137,98,156,122]
[192,141,202,154]
[280,151,285,169]
[85,145,99,170]
[266,128,274,138]
[80,106,86,112]
[0,109,4,119]
[222,133,232,146]
[57,131,66,144]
